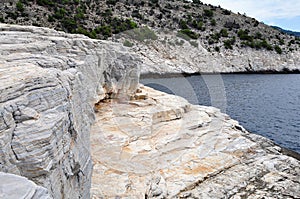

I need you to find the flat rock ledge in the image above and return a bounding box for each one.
[91,86,300,199]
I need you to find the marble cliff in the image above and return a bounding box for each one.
[0,23,139,198]
[0,24,300,199]
[130,31,300,75]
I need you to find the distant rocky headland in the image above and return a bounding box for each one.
[0,23,300,199]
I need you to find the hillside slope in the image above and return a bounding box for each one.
[1,0,300,73]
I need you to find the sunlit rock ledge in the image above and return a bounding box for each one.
[91,86,300,198]
[0,24,299,199]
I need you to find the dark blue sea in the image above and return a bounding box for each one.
[141,74,300,153]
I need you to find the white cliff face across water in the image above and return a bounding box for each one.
[130,32,300,75]
[0,24,299,199]
[91,86,300,198]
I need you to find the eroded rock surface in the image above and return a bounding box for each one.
[0,172,51,199]
[0,24,140,198]
[132,31,300,75]
[1,23,299,199]
[91,86,300,198]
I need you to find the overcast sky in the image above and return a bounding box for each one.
[200,0,300,31]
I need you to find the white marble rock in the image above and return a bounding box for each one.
[0,24,140,199]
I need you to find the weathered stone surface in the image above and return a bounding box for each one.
[0,172,51,199]
[91,86,300,198]
[131,31,300,75]
[0,24,140,198]
[1,23,299,199]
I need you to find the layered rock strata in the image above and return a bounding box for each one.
[0,23,299,199]
[130,32,300,75]
[91,86,300,198]
[0,23,139,198]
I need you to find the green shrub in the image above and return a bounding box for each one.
[62,0,69,4]
[132,10,142,19]
[62,18,77,32]
[210,32,220,41]
[274,45,282,54]
[210,19,216,26]
[208,39,214,45]
[253,20,259,27]
[179,20,188,29]
[220,29,228,37]
[222,10,231,15]
[254,32,262,39]
[192,0,201,4]
[53,8,66,19]
[190,20,204,31]
[279,39,285,45]
[95,25,112,39]
[178,29,199,40]
[214,46,220,52]
[203,9,213,17]
[48,15,55,22]
[288,40,295,46]
[183,4,191,9]
[107,0,117,5]
[177,31,191,41]
[37,0,54,6]
[223,37,236,49]
[6,12,18,20]
[16,1,24,12]
[0,16,4,23]
[126,26,157,42]
[238,29,253,41]
[260,39,273,50]
[123,40,134,47]
[189,40,198,47]
[75,8,85,19]
[76,27,97,39]
[101,9,113,17]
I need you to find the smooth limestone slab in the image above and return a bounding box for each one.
[91,86,300,199]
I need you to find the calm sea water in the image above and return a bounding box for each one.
[141,74,300,153]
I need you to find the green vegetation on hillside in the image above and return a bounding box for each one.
[0,0,298,54]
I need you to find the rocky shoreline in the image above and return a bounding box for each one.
[140,69,300,79]
[90,86,300,198]
[0,24,299,198]
[130,30,300,76]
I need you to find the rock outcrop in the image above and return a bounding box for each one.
[0,23,140,198]
[128,31,300,75]
[91,86,300,198]
[0,172,51,199]
[0,23,299,199]
[2,0,300,74]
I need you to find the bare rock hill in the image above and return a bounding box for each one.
[1,0,300,73]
